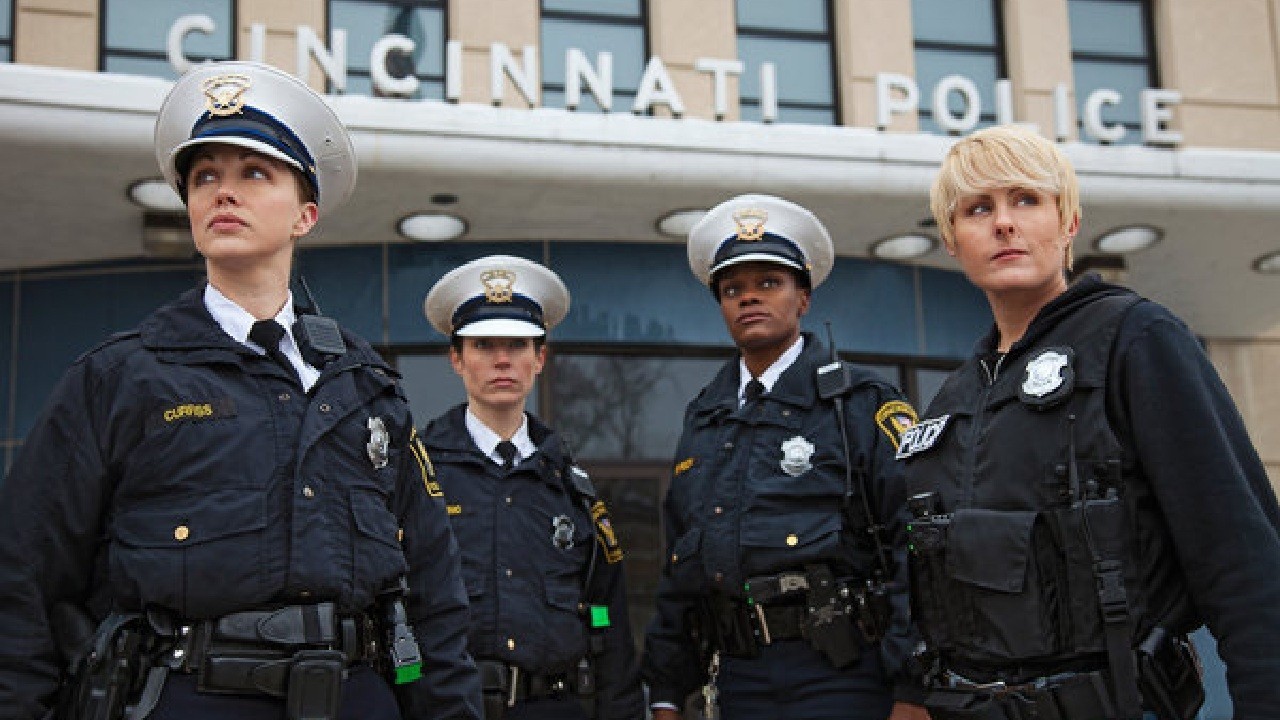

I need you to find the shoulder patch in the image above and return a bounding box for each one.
[591,500,624,564]
[674,457,696,476]
[874,400,918,451]
[409,427,442,497]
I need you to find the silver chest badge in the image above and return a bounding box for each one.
[366,416,390,469]
[551,514,575,550]
[780,436,815,477]
[1022,350,1070,398]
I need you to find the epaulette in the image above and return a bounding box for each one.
[75,329,142,364]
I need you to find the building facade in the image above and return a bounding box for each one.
[2,1,1279,715]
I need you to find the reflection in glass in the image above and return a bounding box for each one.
[544,0,641,17]
[911,0,997,45]
[331,0,446,100]
[550,355,726,460]
[1068,0,1148,57]
[0,0,11,60]
[102,0,232,77]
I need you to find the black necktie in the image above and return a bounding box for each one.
[249,320,299,385]
[495,440,519,470]
[743,378,765,405]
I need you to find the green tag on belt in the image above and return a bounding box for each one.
[394,662,423,684]
[589,604,611,628]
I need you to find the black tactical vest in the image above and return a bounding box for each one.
[901,289,1197,682]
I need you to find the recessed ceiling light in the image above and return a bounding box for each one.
[397,213,467,242]
[870,233,937,260]
[127,179,185,213]
[656,209,707,238]
[1095,225,1162,254]
[1253,250,1280,275]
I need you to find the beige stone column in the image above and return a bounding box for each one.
[1155,0,1280,150]
[833,0,915,131]
[450,0,540,107]
[238,0,326,90]
[649,0,737,120]
[1209,338,1280,492]
[1002,0,1075,139]
[14,0,98,70]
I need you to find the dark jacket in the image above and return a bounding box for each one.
[641,333,918,707]
[422,405,644,720]
[901,275,1280,718]
[0,286,482,720]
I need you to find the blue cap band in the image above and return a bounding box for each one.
[176,105,319,200]
[450,293,545,333]
[711,231,809,277]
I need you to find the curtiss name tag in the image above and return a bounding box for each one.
[895,415,950,459]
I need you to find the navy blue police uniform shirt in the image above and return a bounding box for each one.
[421,405,645,720]
[0,286,483,720]
[641,333,920,708]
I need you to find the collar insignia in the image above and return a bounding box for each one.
[733,208,768,242]
[481,269,516,303]
[202,73,252,117]
[780,436,815,477]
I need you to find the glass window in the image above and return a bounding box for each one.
[102,0,232,79]
[540,0,646,113]
[549,354,726,460]
[397,352,537,425]
[912,0,1005,134]
[331,0,447,99]
[0,0,11,62]
[736,0,836,125]
[1069,0,1157,145]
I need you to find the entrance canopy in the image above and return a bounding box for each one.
[3,63,1278,338]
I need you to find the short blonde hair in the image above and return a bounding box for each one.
[930,125,1081,269]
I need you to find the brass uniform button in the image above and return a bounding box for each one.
[786,533,798,547]
[174,525,190,541]
[507,638,516,650]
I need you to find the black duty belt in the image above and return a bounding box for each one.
[740,601,808,645]
[160,602,373,697]
[925,668,1120,720]
[477,659,579,706]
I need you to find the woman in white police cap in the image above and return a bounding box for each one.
[0,61,482,720]
[641,195,927,720]
[420,256,644,720]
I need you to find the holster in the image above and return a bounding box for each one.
[802,564,861,669]
[1137,627,1204,720]
[55,611,152,720]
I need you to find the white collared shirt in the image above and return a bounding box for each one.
[465,407,536,467]
[204,284,321,392]
[737,334,805,407]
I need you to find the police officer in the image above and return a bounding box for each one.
[0,61,483,719]
[900,124,1280,719]
[421,256,645,720]
[641,195,928,720]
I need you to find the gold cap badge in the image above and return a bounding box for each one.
[481,269,516,303]
[202,73,252,117]
[733,208,769,242]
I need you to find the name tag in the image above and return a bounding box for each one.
[895,415,950,459]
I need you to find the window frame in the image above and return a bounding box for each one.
[912,0,1008,133]
[0,0,13,62]
[539,0,649,114]
[734,0,840,125]
[1069,0,1160,143]
[99,0,236,76]
[326,0,449,99]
